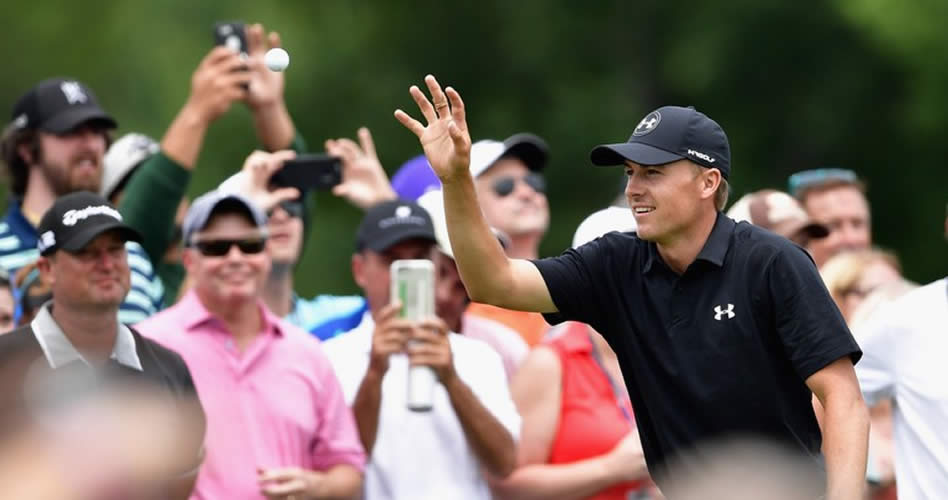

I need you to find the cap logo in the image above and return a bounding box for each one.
[633,111,661,136]
[379,205,427,229]
[62,205,122,226]
[686,149,715,164]
[60,81,88,105]
[395,205,412,218]
[12,114,27,129]
[37,231,56,252]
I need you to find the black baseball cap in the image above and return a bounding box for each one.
[590,106,731,180]
[36,191,141,256]
[10,78,117,134]
[356,200,436,252]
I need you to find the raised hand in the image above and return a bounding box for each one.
[394,75,471,182]
[406,317,456,384]
[325,127,397,210]
[226,150,300,213]
[244,23,285,111]
[186,46,251,123]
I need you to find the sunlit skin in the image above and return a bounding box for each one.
[352,239,437,316]
[41,230,130,311]
[475,158,549,239]
[28,124,109,196]
[185,213,271,308]
[0,286,15,333]
[802,186,871,268]
[624,159,719,246]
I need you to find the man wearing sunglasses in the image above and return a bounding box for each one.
[395,75,868,499]
[464,133,553,347]
[135,190,365,500]
[788,168,872,268]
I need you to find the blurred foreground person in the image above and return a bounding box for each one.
[0,192,205,499]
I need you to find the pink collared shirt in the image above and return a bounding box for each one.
[135,291,365,500]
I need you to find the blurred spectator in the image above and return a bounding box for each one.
[726,189,829,247]
[788,168,871,267]
[11,262,51,327]
[854,276,948,498]
[819,249,905,322]
[0,192,205,499]
[135,190,364,499]
[491,206,655,500]
[464,134,552,346]
[0,268,13,333]
[114,23,307,312]
[322,200,519,499]
[417,189,529,379]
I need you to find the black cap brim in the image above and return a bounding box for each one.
[800,222,830,239]
[590,142,684,167]
[41,106,118,134]
[503,134,550,172]
[361,228,436,253]
[59,223,142,254]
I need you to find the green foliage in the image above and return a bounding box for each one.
[2,0,944,295]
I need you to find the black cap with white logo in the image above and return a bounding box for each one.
[590,105,731,179]
[356,200,436,252]
[10,78,117,134]
[36,191,141,256]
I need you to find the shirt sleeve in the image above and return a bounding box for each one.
[767,245,862,381]
[531,234,617,328]
[456,339,522,441]
[851,307,897,406]
[310,347,367,471]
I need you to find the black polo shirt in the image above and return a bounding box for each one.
[0,323,205,472]
[533,212,860,481]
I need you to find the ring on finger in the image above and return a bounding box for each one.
[434,101,448,110]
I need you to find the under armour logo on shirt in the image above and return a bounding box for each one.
[713,304,735,320]
[60,81,88,105]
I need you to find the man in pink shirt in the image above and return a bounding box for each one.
[136,189,365,500]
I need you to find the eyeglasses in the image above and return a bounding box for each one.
[267,199,304,219]
[787,168,860,198]
[191,238,267,257]
[491,172,546,197]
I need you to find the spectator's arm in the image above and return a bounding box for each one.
[118,153,190,263]
[245,23,296,152]
[807,357,869,500]
[443,373,517,477]
[258,465,361,500]
[351,368,384,455]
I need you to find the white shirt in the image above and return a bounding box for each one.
[323,313,521,500]
[31,302,142,371]
[855,278,948,500]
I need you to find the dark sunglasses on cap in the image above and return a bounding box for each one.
[787,168,860,198]
[267,199,304,219]
[190,238,267,257]
[491,172,546,197]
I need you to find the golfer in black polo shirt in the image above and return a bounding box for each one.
[0,191,204,499]
[395,76,869,498]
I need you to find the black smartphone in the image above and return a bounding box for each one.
[213,21,250,89]
[271,154,343,192]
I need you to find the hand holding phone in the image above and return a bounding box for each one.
[270,154,343,192]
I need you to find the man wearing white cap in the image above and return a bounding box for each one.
[726,189,829,248]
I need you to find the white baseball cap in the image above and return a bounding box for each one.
[416,189,510,259]
[469,133,549,178]
[100,133,159,199]
[572,206,638,248]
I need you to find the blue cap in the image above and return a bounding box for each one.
[590,106,731,180]
[182,190,268,246]
[391,155,441,201]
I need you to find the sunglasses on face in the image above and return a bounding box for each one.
[190,238,267,257]
[787,168,859,198]
[267,199,304,219]
[491,172,546,197]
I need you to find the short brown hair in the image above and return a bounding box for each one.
[691,162,729,211]
[1,123,39,197]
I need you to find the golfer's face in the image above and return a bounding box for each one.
[624,159,706,242]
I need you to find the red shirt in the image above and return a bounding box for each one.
[547,322,646,499]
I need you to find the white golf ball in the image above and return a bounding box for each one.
[264,48,290,72]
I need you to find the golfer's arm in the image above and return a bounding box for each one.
[807,357,869,500]
[441,174,556,313]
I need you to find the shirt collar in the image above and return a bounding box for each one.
[30,302,143,371]
[178,289,286,337]
[643,212,735,273]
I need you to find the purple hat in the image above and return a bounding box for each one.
[390,155,441,201]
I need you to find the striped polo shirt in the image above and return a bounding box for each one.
[0,199,164,324]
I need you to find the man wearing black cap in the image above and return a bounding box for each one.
[322,200,519,499]
[0,191,205,498]
[395,76,869,499]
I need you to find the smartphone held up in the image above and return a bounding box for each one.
[390,260,436,412]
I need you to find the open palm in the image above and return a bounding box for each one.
[394,75,471,181]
